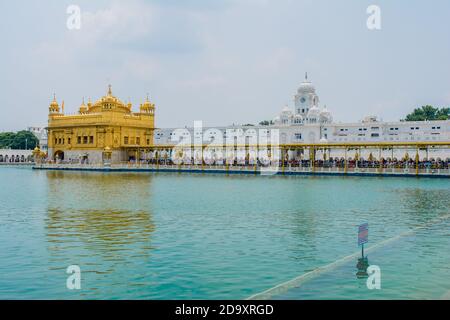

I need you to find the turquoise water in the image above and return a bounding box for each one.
[0,167,449,299]
[273,220,450,299]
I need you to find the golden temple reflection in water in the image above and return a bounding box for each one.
[44,171,156,281]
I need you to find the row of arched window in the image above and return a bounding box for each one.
[0,154,33,163]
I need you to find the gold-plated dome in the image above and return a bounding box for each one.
[89,85,130,113]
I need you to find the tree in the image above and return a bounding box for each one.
[0,132,15,149]
[259,120,274,126]
[0,130,39,150]
[405,105,450,121]
[436,107,450,119]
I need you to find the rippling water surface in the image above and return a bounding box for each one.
[0,167,449,299]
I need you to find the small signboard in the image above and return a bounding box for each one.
[358,223,369,246]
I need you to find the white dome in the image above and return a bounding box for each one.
[319,137,328,143]
[297,81,316,94]
[319,106,332,122]
[307,105,320,118]
[281,106,293,115]
[320,106,331,115]
[297,73,316,96]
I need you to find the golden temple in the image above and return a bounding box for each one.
[47,85,155,163]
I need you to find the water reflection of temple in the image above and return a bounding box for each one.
[44,171,156,283]
[46,208,155,260]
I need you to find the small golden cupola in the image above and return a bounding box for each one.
[140,94,155,114]
[79,98,88,114]
[49,94,60,114]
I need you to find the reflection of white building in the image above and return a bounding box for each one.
[154,74,450,149]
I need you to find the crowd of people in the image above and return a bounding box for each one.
[144,156,450,170]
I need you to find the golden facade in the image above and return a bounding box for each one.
[47,85,155,164]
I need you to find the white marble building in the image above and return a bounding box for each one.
[28,126,48,152]
[0,149,33,163]
[0,127,47,163]
[154,75,450,148]
[151,75,450,162]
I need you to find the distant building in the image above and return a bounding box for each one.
[46,85,155,163]
[154,75,450,146]
[28,126,48,152]
[0,149,33,163]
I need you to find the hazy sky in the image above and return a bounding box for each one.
[1,0,449,131]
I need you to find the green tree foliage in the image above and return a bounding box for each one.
[258,120,274,126]
[405,105,450,121]
[0,131,39,150]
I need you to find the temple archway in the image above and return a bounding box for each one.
[54,150,65,161]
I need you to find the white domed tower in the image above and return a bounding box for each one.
[279,105,294,125]
[294,73,319,117]
[319,105,333,124]
[306,104,320,124]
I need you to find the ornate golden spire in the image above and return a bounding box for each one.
[79,97,88,114]
[108,84,112,96]
[49,93,60,113]
[140,93,155,114]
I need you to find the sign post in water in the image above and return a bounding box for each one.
[358,222,369,258]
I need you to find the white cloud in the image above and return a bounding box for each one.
[255,47,295,73]
[178,75,227,90]
[80,1,156,44]
[2,0,450,130]
[120,54,161,80]
[34,1,157,64]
